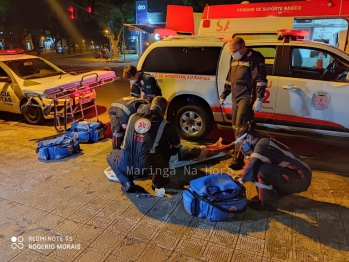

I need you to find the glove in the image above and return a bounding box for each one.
[253,100,263,112]
[219,98,225,105]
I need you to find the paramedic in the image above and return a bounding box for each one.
[107,96,181,193]
[237,121,312,212]
[123,65,162,102]
[108,95,149,149]
[219,36,268,170]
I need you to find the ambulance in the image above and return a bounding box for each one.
[138,31,349,141]
[0,49,115,126]
[136,0,349,141]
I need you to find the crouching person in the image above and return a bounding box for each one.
[107,96,181,193]
[237,121,312,212]
[108,95,149,149]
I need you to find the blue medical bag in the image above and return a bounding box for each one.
[36,135,80,161]
[182,174,247,222]
[66,120,107,143]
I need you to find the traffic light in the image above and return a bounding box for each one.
[69,6,75,19]
[87,0,95,14]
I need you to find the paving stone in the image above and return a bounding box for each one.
[72,246,110,262]
[138,244,173,261]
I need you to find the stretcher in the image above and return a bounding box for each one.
[21,69,116,132]
[103,135,246,182]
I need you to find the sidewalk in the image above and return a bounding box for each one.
[0,119,348,262]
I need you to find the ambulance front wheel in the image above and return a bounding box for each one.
[22,105,45,125]
[176,104,213,141]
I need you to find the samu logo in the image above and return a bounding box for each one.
[11,236,24,249]
[137,5,146,10]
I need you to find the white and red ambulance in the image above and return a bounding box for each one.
[138,30,349,140]
[134,0,349,141]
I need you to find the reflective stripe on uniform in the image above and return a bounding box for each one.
[150,119,167,153]
[113,132,124,137]
[254,182,273,190]
[279,161,289,167]
[256,82,267,87]
[231,61,249,67]
[269,141,310,170]
[111,102,131,115]
[121,114,136,149]
[250,152,271,163]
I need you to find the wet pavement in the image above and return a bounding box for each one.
[0,117,349,262]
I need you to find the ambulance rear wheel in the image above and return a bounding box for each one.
[176,104,213,141]
[23,106,45,125]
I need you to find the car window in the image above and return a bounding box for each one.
[142,46,221,75]
[290,47,349,82]
[0,66,8,77]
[249,46,276,75]
[3,58,60,79]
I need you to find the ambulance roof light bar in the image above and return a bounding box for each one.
[277,29,310,43]
[0,48,24,55]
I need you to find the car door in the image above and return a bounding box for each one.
[0,65,17,113]
[274,45,349,132]
[216,44,279,123]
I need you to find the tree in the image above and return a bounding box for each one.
[89,0,135,58]
[0,0,10,31]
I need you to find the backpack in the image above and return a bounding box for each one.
[66,120,107,143]
[182,174,248,222]
[36,135,80,161]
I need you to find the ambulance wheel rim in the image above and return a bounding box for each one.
[179,110,202,135]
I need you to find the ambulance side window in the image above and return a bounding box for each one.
[142,46,221,75]
[290,47,348,82]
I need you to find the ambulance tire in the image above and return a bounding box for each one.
[176,104,213,141]
[22,105,45,125]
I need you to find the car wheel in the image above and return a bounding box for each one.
[175,104,213,141]
[22,105,45,125]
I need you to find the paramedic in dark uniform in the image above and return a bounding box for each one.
[108,95,149,149]
[123,65,162,102]
[107,96,181,193]
[219,36,268,170]
[237,121,312,212]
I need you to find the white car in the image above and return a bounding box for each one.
[0,49,115,125]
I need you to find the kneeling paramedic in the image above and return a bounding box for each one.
[123,65,162,102]
[108,95,149,149]
[107,96,181,193]
[237,122,312,212]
